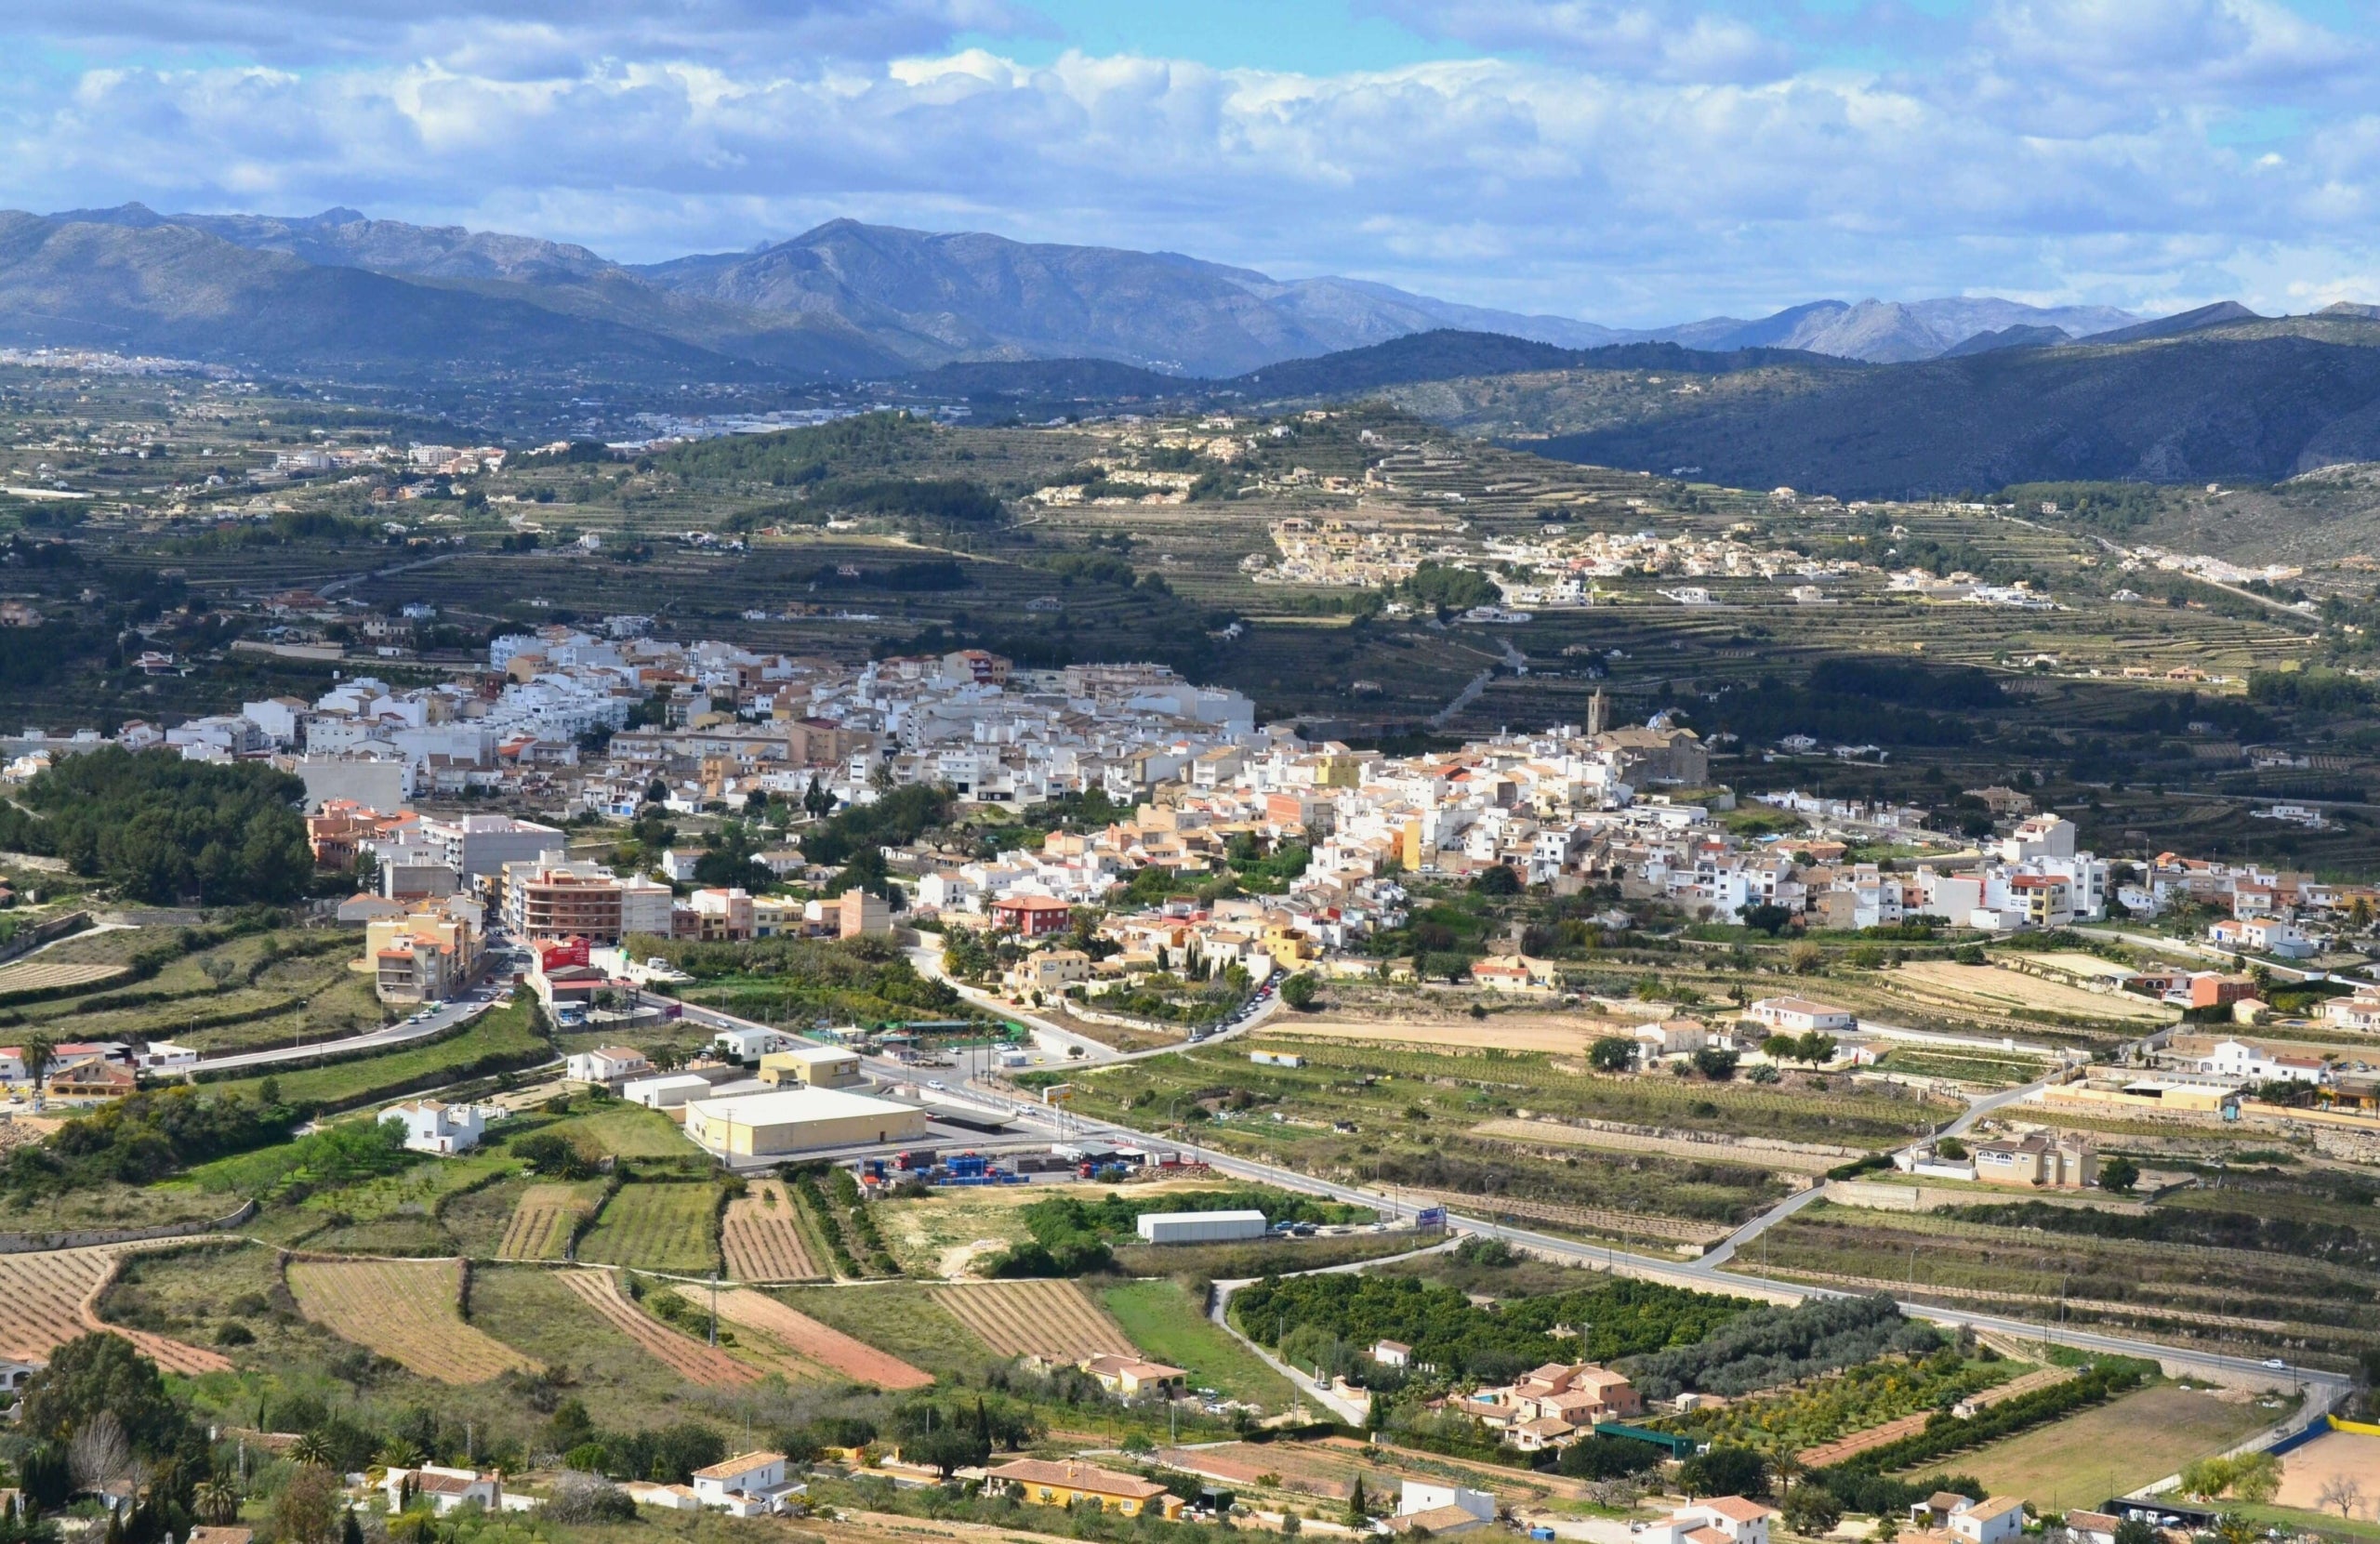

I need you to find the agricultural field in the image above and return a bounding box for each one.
[0,959,122,995]
[563,1181,724,1275]
[937,1280,1130,1361]
[711,1287,933,1388]
[1891,959,2175,1026]
[553,1268,760,1387]
[1058,1038,1944,1247]
[1933,1381,2288,1509]
[1752,1200,2380,1367]
[549,1102,695,1158]
[773,1282,996,1382]
[284,1257,538,1383]
[0,1244,230,1375]
[871,1178,1227,1278]
[496,1182,602,1261]
[1101,1279,1298,1409]
[0,925,388,1055]
[721,1180,826,1282]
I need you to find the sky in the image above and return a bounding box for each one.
[4,0,2379,325]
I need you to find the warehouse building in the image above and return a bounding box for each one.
[682,1087,928,1159]
[758,1044,865,1089]
[1136,1209,1269,1245]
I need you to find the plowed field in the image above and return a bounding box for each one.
[498,1185,593,1261]
[712,1287,932,1389]
[0,1246,229,1375]
[722,1181,822,1282]
[555,1270,760,1387]
[0,961,122,995]
[939,1280,1129,1361]
[285,1258,538,1384]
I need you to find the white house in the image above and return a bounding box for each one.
[1372,1339,1413,1369]
[1947,1498,2027,1544]
[713,1025,790,1062]
[1641,1498,1773,1544]
[380,1100,489,1155]
[690,1451,795,1515]
[1399,1483,1493,1522]
[1746,997,1854,1034]
[139,1041,200,1073]
[565,1045,653,1085]
[658,849,700,883]
[2198,1039,2331,1086]
[382,1466,502,1515]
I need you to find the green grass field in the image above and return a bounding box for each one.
[1918,1383,2289,1510]
[549,1103,693,1158]
[575,1181,722,1274]
[1101,1279,1298,1410]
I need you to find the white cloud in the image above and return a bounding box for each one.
[0,1,2376,323]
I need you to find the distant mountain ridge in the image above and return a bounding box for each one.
[24,203,2149,378]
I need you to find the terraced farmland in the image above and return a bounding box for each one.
[0,959,124,996]
[554,1270,760,1386]
[285,1258,538,1383]
[497,1184,599,1261]
[722,1181,824,1283]
[713,1287,932,1389]
[939,1280,1130,1362]
[575,1182,721,1274]
[0,1246,229,1375]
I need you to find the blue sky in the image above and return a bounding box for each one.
[3,0,2378,325]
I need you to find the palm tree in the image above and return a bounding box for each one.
[376,1440,425,1471]
[195,1477,243,1525]
[18,1036,51,1103]
[287,1433,333,1471]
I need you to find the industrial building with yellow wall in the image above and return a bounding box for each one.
[681,1087,929,1159]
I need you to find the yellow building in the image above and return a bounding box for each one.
[681,1088,927,1159]
[758,1045,865,1089]
[986,1459,1183,1520]
[364,895,485,1004]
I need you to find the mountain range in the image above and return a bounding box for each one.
[5,204,2142,380]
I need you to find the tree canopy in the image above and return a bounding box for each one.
[0,746,311,904]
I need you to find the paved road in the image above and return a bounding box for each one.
[905,939,1282,1064]
[1038,1102,2347,1394]
[189,976,504,1074]
[1693,1076,2050,1271]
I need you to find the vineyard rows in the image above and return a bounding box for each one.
[498,1185,590,1261]
[555,1270,759,1387]
[712,1288,932,1389]
[939,1280,1130,1362]
[722,1181,823,1283]
[0,1246,229,1376]
[577,1182,721,1274]
[285,1258,538,1384]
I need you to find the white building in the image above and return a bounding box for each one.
[381,1466,503,1515]
[566,1046,653,1085]
[690,1451,795,1516]
[380,1100,489,1155]
[623,1072,715,1109]
[1746,997,1854,1034]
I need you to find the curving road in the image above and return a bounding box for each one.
[188,975,507,1074]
